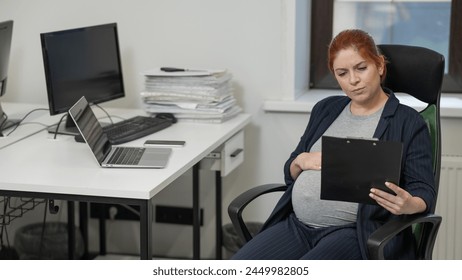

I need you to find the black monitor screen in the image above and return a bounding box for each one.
[41,23,125,115]
[0,20,13,98]
[0,20,13,133]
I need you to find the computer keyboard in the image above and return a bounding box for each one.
[103,116,173,145]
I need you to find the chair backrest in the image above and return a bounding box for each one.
[378,44,444,208]
[378,44,444,259]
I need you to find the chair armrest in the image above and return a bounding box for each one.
[367,213,442,259]
[228,183,287,243]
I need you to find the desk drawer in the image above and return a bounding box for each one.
[221,130,244,176]
[201,130,244,176]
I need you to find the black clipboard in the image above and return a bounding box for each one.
[320,136,403,204]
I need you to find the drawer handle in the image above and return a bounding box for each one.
[230,148,243,158]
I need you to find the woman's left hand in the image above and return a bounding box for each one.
[369,182,426,215]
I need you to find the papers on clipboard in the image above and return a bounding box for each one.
[320,136,403,205]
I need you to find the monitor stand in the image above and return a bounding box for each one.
[1,118,21,129]
[47,113,79,136]
[0,103,5,136]
[0,102,21,135]
[47,113,111,136]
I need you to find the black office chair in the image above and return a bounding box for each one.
[228,44,444,260]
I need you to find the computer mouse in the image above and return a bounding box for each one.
[155,113,177,123]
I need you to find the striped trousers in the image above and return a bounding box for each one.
[231,213,363,260]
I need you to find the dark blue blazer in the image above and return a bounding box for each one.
[262,90,436,259]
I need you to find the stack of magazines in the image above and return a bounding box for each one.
[140,68,242,123]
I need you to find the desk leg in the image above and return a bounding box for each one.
[67,201,75,259]
[139,200,152,260]
[98,204,106,255]
[215,171,223,259]
[193,164,200,259]
[79,202,89,259]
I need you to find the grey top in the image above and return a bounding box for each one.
[292,102,383,228]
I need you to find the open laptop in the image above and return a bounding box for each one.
[321,136,403,204]
[68,96,171,168]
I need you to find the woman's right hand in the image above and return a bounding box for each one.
[290,152,322,180]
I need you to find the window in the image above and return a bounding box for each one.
[310,0,462,93]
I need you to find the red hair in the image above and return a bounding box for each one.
[327,29,387,82]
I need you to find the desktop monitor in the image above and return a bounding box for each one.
[0,20,13,135]
[40,22,125,135]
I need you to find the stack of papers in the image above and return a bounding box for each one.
[140,68,242,123]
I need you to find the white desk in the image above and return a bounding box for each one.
[0,102,251,259]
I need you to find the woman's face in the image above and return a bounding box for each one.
[332,47,384,106]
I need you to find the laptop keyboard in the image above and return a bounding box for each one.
[107,147,145,165]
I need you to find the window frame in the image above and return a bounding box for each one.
[310,0,462,93]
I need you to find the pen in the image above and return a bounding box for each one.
[160,67,205,72]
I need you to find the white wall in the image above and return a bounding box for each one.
[0,0,309,258]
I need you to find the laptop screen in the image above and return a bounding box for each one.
[68,96,112,164]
